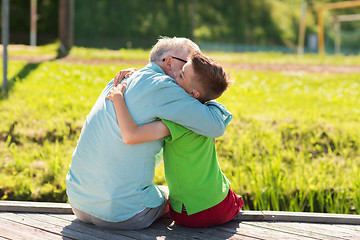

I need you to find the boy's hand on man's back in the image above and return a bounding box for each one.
[106,82,128,102]
[113,68,138,87]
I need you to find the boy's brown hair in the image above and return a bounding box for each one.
[190,51,232,103]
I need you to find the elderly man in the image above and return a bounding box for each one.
[66,37,232,230]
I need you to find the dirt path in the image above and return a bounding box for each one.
[8,55,360,74]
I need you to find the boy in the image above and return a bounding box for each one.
[106,51,244,228]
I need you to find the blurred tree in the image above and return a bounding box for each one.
[2,0,358,51]
[1,0,58,44]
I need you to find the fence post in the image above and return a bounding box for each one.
[30,0,37,46]
[317,8,324,54]
[297,3,307,56]
[58,0,74,57]
[2,0,9,93]
[334,17,341,54]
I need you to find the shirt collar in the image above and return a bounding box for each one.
[146,62,165,75]
[146,62,176,83]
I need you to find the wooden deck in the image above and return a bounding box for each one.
[0,201,360,240]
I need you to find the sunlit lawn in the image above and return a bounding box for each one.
[0,45,359,214]
[3,42,360,65]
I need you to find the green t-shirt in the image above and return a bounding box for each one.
[162,119,230,215]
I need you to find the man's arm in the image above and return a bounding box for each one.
[113,67,232,139]
[153,81,232,138]
[106,82,170,144]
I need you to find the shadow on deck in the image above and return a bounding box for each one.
[0,201,359,239]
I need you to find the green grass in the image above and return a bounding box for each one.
[3,43,59,58]
[0,46,359,214]
[217,70,360,214]
[70,47,360,65]
[0,60,141,201]
[210,51,360,65]
[3,42,360,65]
[70,46,149,60]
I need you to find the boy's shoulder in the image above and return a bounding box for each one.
[162,119,208,143]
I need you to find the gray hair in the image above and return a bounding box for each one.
[149,36,200,62]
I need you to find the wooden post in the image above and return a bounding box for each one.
[30,0,37,46]
[317,8,324,54]
[309,1,360,54]
[334,17,341,54]
[58,0,74,57]
[324,0,360,10]
[2,0,9,93]
[334,14,360,54]
[297,3,307,56]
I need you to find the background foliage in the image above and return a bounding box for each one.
[2,0,360,52]
[0,0,359,215]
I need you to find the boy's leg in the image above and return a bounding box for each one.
[71,199,168,230]
[169,188,244,228]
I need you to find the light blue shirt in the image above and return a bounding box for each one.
[66,63,232,222]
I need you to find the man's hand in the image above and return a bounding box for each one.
[113,68,137,87]
[106,82,127,102]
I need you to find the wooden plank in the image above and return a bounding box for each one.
[1,200,360,239]
[48,213,202,240]
[244,221,352,240]
[49,213,77,221]
[0,237,12,240]
[149,218,232,240]
[53,213,260,240]
[0,200,72,214]
[133,222,201,240]
[0,199,359,225]
[333,224,360,232]
[215,220,317,240]
[235,211,360,225]
[157,216,260,240]
[54,212,259,240]
[16,213,136,240]
[0,217,66,240]
[51,213,194,240]
[50,213,185,240]
[3,212,359,240]
[0,212,113,240]
[163,223,259,240]
[155,220,259,240]
[291,222,360,238]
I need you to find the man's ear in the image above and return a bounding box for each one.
[162,56,172,68]
[190,90,200,99]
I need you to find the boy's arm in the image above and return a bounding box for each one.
[105,82,170,145]
[113,67,138,87]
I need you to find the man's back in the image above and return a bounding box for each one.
[66,64,167,222]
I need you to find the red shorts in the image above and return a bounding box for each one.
[169,188,244,228]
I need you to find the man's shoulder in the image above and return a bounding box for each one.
[142,72,179,91]
[137,64,175,85]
